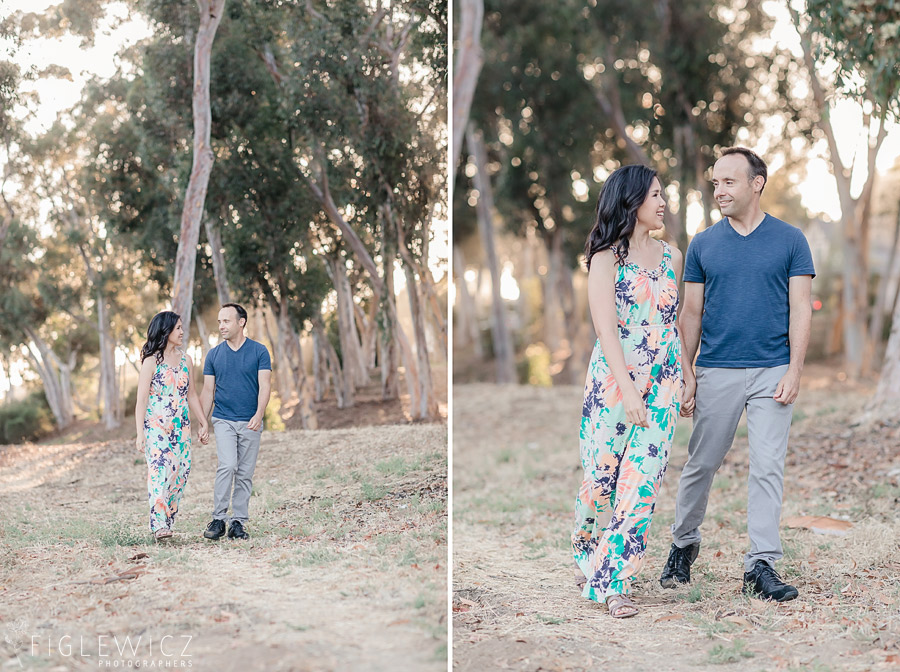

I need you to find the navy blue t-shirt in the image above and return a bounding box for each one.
[684,214,815,368]
[203,338,272,421]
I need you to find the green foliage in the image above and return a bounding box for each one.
[805,0,900,118]
[707,639,754,664]
[0,391,54,444]
[458,0,773,256]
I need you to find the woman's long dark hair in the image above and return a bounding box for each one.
[584,164,659,269]
[140,311,181,363]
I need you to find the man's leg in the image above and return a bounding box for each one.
[671,367,747,548]
[744,365,793,571]
[211,418,239,521]
[230,422,262,524]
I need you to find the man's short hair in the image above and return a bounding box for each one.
[222,302,248,326]
[720,146,767,193]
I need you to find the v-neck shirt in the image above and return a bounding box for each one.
[203,337,272,421]
[683,213,816,368]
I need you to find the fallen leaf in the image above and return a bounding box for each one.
[654,613,684,623]
[783,515,853,535]
[723,616,753,627]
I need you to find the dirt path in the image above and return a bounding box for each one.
[453,368,900,671]
[0,424,447,671]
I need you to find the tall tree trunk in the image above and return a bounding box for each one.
[793,10,888,378]
[384,250,420,410]
[277,299,318,429]
[22,326,74,428]
[864,200,900,370]
[195,309,213,361]
[204,216,231,304]
[868,281,900,422]
[313,319,350,408]
[171,0,227,328]
[325,255,368,390]
[695,148,713,234]
[403,263,440,419]
[379,243,401,401]
[355,302,378,371]
[468,125,516,383]
[452,0,484,165]
[96,290,120,430]
[543,226,566,369]
[312,327,326,403]
[265,304,294,404]
[453,245,482,357]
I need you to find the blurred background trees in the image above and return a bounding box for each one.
[0,0,448,442]
[453,0,900,418]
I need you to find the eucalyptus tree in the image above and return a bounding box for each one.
[246,0,447,419]
[456,0,772,384]
[790,1,900,379]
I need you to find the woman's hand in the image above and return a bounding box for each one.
[135,434,146,453]
[623,385,648,428]
[198,423,210,445]
[681,370,696,417]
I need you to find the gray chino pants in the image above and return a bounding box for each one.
[211,417,262,524]
[671,365,794,571]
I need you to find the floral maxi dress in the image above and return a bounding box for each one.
[143,354,192,533]
[572,241,682,602]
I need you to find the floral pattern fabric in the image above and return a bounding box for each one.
[573,241,682,602]
[143,354,192,533]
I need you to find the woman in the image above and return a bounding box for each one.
[135,311,208,541]
[572,164,692,618]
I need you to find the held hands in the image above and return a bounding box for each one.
[774,368,801,405]
[681,370,697,418]
[247,413,264,431]
[198,422,210,445]
[623,385,649,428]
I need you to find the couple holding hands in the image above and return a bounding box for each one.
[573,147,815,617]
[133,303,272,543]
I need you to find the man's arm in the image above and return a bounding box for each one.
[774,275,812,405]
[247,369,272,431]
[680,282,704,365]
[200,374,216,420]
[678,281,704,417]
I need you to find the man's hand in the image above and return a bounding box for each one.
[681,371,696,417]
[247,413,264,431]
[774,368,801,405]
[199,424,210,445]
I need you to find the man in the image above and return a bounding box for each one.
[659,147,814,602]
[200,303,272,541]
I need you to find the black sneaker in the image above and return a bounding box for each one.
[659,543,700,588]
[742,561,798,602]
[203,519,226,540]
[227,520,249,540]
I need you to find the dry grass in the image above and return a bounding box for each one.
[0,424,447,671]
[453,367,900,672]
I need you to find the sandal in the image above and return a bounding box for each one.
[154,529,173,542]
[574,561,587,590]
[606,594,639,618]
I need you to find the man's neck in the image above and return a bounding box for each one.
[727,207,765,236]
[226,333,247,351]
